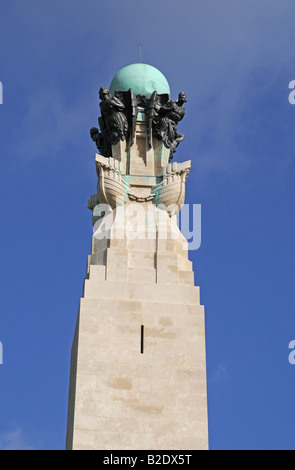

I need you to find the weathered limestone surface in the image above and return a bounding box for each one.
[66,208,208,450]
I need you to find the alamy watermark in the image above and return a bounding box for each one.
[92,202,201,251]
[0,81,3,104]
[288,340,295,365]
[288,81,295,104]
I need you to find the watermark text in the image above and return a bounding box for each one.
[92,202,201,251]
[288,340,295,364]
[288,81,295,104]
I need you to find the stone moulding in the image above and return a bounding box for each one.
[93,153,191,215]
[152,160,191,214]
[95,154,130,208]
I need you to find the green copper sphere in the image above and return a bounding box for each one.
[109,63,170,98]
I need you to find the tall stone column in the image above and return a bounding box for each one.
[66,64,208,450]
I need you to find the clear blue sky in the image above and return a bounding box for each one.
[0,0,295,450]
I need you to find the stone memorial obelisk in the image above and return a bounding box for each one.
[65,64,208,450]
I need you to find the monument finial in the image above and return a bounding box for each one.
[91,64,186,161]
[138,42,143,63]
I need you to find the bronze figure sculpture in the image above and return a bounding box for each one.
[90,85,186,162]
[152,92,187,160]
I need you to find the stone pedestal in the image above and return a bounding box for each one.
[66,206,208,450]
